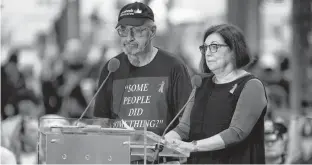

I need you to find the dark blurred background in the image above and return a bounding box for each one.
[1,0,312,164]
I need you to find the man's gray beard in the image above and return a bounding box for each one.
[123,40,150,67]
[127,54,141,67]
[123,47,143,67]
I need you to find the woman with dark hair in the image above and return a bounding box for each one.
[165,24,268,164]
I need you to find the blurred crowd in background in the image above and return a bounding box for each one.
[1,0,312,164]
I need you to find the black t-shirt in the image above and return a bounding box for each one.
[93,49,192,135]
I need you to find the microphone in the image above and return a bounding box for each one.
[75,58,120,125]
[107,58,120,72]
[152,74,202,163]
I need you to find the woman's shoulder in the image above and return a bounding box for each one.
[245,78,265,89]
[236,72,264,87]
[242,78,267,97]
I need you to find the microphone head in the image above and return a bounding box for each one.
[192,75,202,88]
[107,58,120,72]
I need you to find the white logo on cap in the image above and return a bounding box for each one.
[120,9,134,17]
[134,9,142,14]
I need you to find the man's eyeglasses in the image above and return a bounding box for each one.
[199,43,228,54]
[116,26,149,37]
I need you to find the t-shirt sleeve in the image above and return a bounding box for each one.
[93,63,112,118]
[169,63,192,116]
[219,79,267,147]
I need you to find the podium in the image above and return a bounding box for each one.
[38,117,189,164]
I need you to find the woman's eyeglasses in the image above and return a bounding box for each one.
[116,26,149,37]
[199,43,228,54]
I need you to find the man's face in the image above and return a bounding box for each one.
[117,24,152,64]
[265,134,286,158]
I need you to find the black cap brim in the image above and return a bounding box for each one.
[115,17,149,28]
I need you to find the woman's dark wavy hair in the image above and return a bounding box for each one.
[200,24,251,73]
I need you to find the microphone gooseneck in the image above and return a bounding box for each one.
[192,75,202,89]
[75,58,120,125]
[152,75,202,163]
[161,74,202,137]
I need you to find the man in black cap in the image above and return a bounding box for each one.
[264,119,288,164]
[93,1,192,164]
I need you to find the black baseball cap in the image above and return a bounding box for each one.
[116,2,154,28]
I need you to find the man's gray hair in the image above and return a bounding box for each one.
[144,19,156,28]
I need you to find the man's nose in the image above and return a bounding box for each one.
[126,30,135,41]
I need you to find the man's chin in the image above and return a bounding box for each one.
[123,50,136,56]
[123,47,138,55]
[125,54,141,66]
[126,52,137,56]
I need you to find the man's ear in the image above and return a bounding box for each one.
[150,26,157,39]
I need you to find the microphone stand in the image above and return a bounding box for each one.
[75,71,112,125]
[152,88,197,164]
[75,57,120,125]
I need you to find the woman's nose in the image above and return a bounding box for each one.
[205,51,213,57]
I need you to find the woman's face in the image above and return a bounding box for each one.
[203,33,233,72]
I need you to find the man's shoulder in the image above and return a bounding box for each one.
[111,52,126,63]
[100,52,125,71]
[156,48,185,66]
[198,73,214,84]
